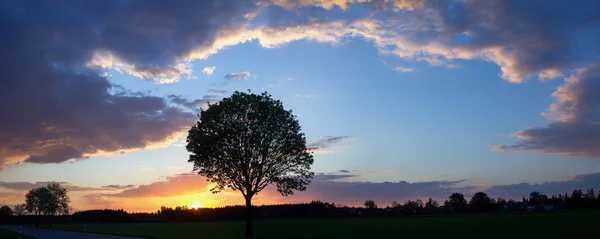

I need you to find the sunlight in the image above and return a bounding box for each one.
[189,202,204,209]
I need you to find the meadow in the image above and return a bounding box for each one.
[40,210,599,239]
[0,228,34,239]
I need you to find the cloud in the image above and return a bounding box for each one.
[257,0,600,83]
[484,172,600,200]
[95,172,471,208]
[495,63,600,157]
[202,66,217,76]
[256,173,472,206]
[1,0,265,167]
[394,66,416,73]
[102,173,211,198]
[269,0,425,11]
[102,185,135,190]
[3,0,600,168]
[308,136,352,154]
[224,71,252,81]
[169,89,228,111]
[6,171,599,211]
[0,181,110,192]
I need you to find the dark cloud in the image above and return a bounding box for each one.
[495,63,600,157]
[169,89,228,111]
[339,169,350,173]
[0,0,258,166]
[307,136,351,151]
[0,181,107,192]
[484,172,600,200]
[404,0,600,82]
[102,185,135,190]
[258,173,472,205]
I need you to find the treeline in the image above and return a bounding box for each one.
[2,188,599,224]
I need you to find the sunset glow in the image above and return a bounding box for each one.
[2,0,600,214]
[189,202,203,209]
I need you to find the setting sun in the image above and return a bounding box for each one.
[189,202,204,209]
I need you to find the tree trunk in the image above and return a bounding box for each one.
[245,196,253,239]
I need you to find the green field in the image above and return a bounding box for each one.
[0,228,35,239]
[49,210,599,239]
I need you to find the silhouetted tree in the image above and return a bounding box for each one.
[13,204,26,216]
[26,187,48,216]
[403,200,419,214]
[25,183,70,227]
[447,193,467,213]
[470,192,493,213]
[186,91,314,239]
[529,191,547,209]
[391,201,400,208]
[0,206,13,216]
[584,188,595,199]
[425,198,439,208]
[364,200,377,210]
[570,189,583,209]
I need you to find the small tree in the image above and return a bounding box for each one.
[25,183,70,226]
[186,91,314,239]
[448,193,467,213]
[470,192,493,213]
[425,198,439,208]
[13,203,26,216]
[25,187,48,216]
[364,200,377,210]
[0,205,13,216]
[391,201,400,208]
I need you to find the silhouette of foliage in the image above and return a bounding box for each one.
[447,193,468,213]
[470,192,494,213]
[0,205,13,217]
[13,204,27,216]
[186,91,314,239]
[24,183,70,226]
[363,200,377,210]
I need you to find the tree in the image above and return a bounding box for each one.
[45,183,71,216]
[25,183,71,226]
[186,91,314,239]
[470,192,493,213]
[0,205,13,216]
[425,198,439,208]
[447,193,467,213]
[529,191,547,209]
[25,187,49,216]
[364,200,377,210]
[584,188,595,199]
[13,203,26,216]
[391,201,400,208]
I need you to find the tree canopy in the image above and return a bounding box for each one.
[0,205,13,216]
[186,91,314,238]
[12,203,26,216]
[25,183,70,217]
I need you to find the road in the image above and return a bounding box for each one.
[0,225,147,239]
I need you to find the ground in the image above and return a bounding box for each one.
[0,228,35,239]
[30,210,600,239]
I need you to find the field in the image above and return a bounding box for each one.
[0,228,35,239]
[47,210,599,239]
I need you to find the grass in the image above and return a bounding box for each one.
[47,210,599,239]
[0,228,35,239]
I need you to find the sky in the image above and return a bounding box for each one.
[1,0,600,212]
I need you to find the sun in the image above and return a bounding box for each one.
[189,202,204,209]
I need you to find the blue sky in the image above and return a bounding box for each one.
[2,0,600,211]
